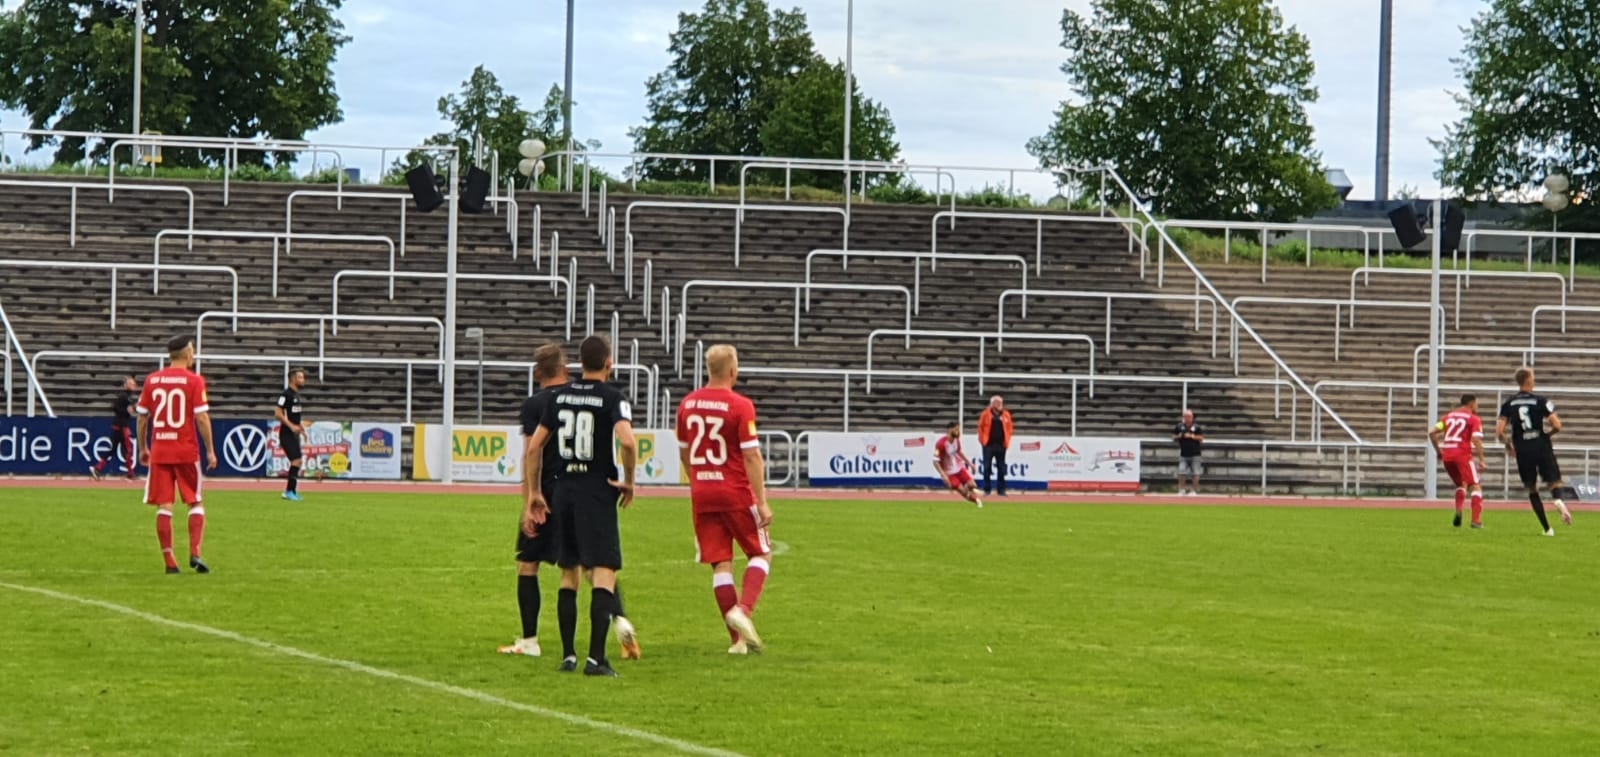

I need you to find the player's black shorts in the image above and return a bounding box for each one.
[1514,443,1562,488]
[279,430,303,461]
[515,484,562,565]
[552,479,622,570]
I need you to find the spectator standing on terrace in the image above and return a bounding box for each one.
[1174,409,1205,496]
[977,395,1014,496]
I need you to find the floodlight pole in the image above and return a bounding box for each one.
[1375,0,1394,201]
[842,0,854,241]
[562,0,575,191]
[441,150,462,484]
[1424,199,1442,500]
[132,0,145,137]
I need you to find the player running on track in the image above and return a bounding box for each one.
[1496,367,1574,536]
[935,422,983,508]
[1430,394,1487,528]
[677,345,774,655]
[136,335,218,574]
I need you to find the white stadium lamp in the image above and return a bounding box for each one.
[1543,192,1570,213]
[1544,173,1570,194]
[534,160,547,177]
[517,158,537,177]
[519,139,547,160]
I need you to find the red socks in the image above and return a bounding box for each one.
[156,511,177,569]
[188,507,206,558]
[1470,493,1483,524]
[713,573,739,642]
[740,557,770,614]
[1454,488,1466,513]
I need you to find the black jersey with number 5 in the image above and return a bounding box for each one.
[1499,392,1556,448]
[539,379,632,483]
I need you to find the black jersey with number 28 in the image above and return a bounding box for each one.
[538,380,632,483]
[1499,392,1556,447]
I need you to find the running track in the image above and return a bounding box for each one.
[2,476,1588,512]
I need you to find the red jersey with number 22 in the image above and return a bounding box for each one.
[1436,408,1482,462]
[676,387,760,513]
[137,367,209,465]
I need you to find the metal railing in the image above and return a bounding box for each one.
[806,248,1028,315]
[29,350,659,430]
[330,269,575,340]
[0,178,195,248]
[997,289,1219,357]
[622,198,850,269]
[107,134,344,206]
[863,329,1097,395]
[1349,267,1566,330]
[1149,219,1403,286]
[1462,228,1600,289]
[0,259,238,330]
[1529,305,1600,352]
[1228,297,1446,369]
[151,228,397,298]
[1312,379,1600,444]
[1408,344,1600,396]
[0,296,53,416]
[193,310,446,382]
[678,280,913,353]
[931,210,1150,275]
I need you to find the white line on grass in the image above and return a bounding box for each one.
[0,580,748,757]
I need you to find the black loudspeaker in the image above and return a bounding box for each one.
[460,166,492,214]
[404,165,445,213]
[1387,203,1426,249]
[1439,203,1466,254]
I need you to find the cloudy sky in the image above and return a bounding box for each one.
[6,0,1483,200]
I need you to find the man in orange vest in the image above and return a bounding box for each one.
[977,395,1015,496]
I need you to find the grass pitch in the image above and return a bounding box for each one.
[1,487,1597,756]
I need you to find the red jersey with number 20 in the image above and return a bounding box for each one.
[676,387,760,513]
[137,367,209,465]
[1435,408,1482,462]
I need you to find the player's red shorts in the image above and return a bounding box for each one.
[1443,457,1481,488]
[694,508,772,564]
[145,462,203,506]
[947,469,975,491]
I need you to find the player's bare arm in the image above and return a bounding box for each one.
[1428,422,1445,455]
[197,410,218,470]
[273,405,301,435]
[135,412,150,466]
[612,420,637,508]
[524,425,552,526]
[1547,411,1562,435]
[934,453,952,487]
[1494,416,1513,453]
[744,445,772,527]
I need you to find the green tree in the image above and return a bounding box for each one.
[0,0,348,167]
[630,0,820,183]
[1027,0,1337,221]
[1436,0,1600,230]
[758,60,900,189]
[394,69,596,187]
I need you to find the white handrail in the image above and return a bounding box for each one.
[0,178,195,248]
[285,189,521,259]
[151,228,397,298]
[998,289,1219,357]
[1409,343,1600,395]
[193,310,446,382]
[930,210,1149,275]
[330,269,574,341]
[1229,296,1445,366]
[679,280,913,350]
[1151,219,1401,285]
[1085,167,1361,441]
[107,136,343,206]
[28,350,659,430]
[1529,304,1600,349]
[1349,267,1566,331]
[0,259,238,330]
[1462,228,1600,289]
[806,248,1027,315]
[864,329,1096,396]
[623,199,849,268]
[1313,378,1600,444]
[0,296,54,416]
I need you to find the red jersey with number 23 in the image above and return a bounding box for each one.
[138,367,209,465]
[1436,408,1482,462]
[676,387,760,513]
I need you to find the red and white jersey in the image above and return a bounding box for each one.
[1435,408,1482,461]
[676,387,760,513]
[934,435,966,476]
[137,367,209,465]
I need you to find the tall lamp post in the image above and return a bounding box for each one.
[842,0,855,238]
[132,0,144,136]
[1375,0,1393,201]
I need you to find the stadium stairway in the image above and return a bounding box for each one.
[0,174,1451,492]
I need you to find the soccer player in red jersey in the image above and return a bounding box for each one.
[676,345,773,654]
[136,336,219,574]
[1430,393,1487,529]
[935,422,983,509]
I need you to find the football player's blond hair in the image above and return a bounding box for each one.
[707,344,739,379]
